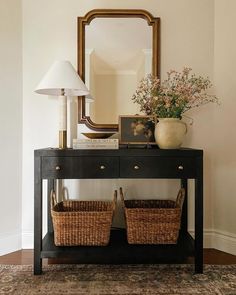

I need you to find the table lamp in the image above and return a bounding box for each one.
[35,60,89,149]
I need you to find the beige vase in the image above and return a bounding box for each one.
[154,118,187,149]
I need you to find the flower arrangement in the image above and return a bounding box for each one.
[132,67,219,119]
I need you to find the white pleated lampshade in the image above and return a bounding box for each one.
[35,60,89,96]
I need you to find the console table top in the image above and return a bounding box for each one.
[35,147,203,157]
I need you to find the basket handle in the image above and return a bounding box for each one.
[119,187,125,208]
[176,188,185,211]
[113,190,117,211]
[50,190,57,210]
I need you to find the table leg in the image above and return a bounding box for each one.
[181,179,188,233]
[47,179,55,233]
[195,156,203,273]
[34,155,42,275]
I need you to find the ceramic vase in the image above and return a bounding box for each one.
[154,118,187,149]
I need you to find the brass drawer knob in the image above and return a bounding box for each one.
[100,165,106,170]
[178,165,184,170]
[55,165,61,171]
[134,165,140,170]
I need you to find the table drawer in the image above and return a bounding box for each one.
[42,156,119,179]
[120,156,197,178]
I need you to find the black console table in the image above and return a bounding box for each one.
[34,147,203,275]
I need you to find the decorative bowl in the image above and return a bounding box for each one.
[82,132,116,139]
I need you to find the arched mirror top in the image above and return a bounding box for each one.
[77,9,160,131]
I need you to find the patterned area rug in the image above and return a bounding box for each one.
[1,264,236,295]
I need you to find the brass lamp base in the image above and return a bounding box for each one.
[59,130,67,149]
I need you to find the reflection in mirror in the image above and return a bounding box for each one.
[85,18,152,124]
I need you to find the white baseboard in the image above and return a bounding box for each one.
[0,232,22,256]
[211,230,236,256]
[189,228,236,256]
[22,231,33,249]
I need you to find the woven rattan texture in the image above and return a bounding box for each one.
[120,188,185,245]
[51,192,116,246]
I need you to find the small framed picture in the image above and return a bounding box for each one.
[119,115,156,145]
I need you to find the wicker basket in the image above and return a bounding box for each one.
[120,187,185,245]
[51,190,117,246]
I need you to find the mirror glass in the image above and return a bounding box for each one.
[84,18,152,124]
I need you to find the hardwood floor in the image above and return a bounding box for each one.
[203,249,236,264]
[0,249,236,265]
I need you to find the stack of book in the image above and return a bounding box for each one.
[73,138,119,149]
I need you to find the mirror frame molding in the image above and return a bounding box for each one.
[77,9,160,131]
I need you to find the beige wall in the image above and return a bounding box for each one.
[211,0,236,252]
[2,0,235,254]
[0,0,22,255]
[22,0,215,248]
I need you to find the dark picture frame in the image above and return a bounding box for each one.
[119,115,156,145]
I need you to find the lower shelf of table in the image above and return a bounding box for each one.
[41,229,194,264]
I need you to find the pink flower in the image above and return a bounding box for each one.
[132,68,219,118]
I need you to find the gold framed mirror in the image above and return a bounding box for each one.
[77,9,160,131]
